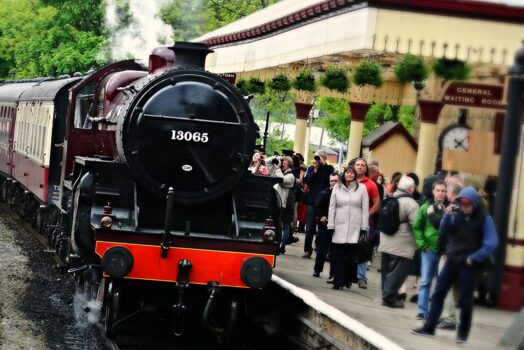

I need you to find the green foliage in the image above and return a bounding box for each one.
[320,66,349,93]
[0,0,107,78]
[363,104,415,136]
[394,54,429,84]
[292,69,316,92]
[353,60,384,87]
[315,97,349,142]
[432,58,471,81]
[160,1,210,41]
[264,128,294,157]
[236,77,265,95]
[160,0,281,41]
[236,79,250,95]
[364,104,390,135]
[398,105,416,134]
[268,73,291,93]
[248,77,265,95]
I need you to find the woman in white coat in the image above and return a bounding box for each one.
[327,167,369,290]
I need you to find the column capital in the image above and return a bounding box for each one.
[349,102,371,122]
[418,100,444,124]
[295,103,313,120]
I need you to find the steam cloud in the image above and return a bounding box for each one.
[105,0,174,63]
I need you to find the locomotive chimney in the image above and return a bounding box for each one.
[170,42,213,69]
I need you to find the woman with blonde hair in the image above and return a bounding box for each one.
[327,166,369,290]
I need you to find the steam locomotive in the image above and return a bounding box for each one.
[0,42,281,338]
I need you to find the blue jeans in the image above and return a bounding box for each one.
[417,249,440,315]
[281,223,291,248]
[426,260,477,336]
[304,204,316,253]
[357,261,368,282]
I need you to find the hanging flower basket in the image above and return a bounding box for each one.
[248,77,266,94]
[292,69,316,92]
[236,79,250,95]
[432,58,471,81]
[320,66,350,93]
[353,60,384,88]
[394,54,429,84]
[268,73,291,93]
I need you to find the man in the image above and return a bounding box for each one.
[303,150,334,258]
[411,187,498,343]
[354,158,380,289]
[435,180,464,331]
[413,180,447,320]
[313,172,338,277]
[379,175,420,308]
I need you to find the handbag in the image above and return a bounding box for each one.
[355,230,373,264]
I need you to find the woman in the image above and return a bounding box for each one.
[327,167,369,290]
[376,173,388,199]
[248,151,269,175]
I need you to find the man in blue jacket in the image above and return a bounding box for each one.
[411,187,498,344]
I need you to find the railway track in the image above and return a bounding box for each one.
[1,202,362,350]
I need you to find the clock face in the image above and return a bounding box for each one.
[441,126,470,151]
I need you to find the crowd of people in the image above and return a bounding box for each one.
[247,148,499,345]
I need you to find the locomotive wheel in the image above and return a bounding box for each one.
[104,279,120,336]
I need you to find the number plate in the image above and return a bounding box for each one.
[171,130,209,143]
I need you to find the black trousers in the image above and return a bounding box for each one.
[331,243,358,288]
[313,225,332,274]
[381,252,411,303]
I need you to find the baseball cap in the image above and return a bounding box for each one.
[459,197,474,206]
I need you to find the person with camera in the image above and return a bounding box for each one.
[303,150,334,258]
[266,155,296,253]
[413,180,447,320]
[411,186,498,344]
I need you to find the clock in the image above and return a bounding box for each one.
[438,123,471,151]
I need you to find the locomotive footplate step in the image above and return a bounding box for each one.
[172,259,192,336]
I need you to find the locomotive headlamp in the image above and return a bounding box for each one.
[101,216,113,229]
[102,246,134,278]
[240,257,272,289]
[262,218,276,242]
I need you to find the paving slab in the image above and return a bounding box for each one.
[274,233,515,350]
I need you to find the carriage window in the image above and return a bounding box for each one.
[74,82,96,129]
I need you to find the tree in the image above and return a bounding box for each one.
[315,97,349,143]
[264,128,293,156]
[160,0,281,41]
[0,0,107,78]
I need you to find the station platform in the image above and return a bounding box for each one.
[273,234,515,350]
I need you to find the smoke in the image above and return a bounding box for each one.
[105,0,174,63]
[73,289,102,325]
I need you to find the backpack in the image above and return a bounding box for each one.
[377,194,410,235]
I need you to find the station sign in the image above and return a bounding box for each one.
[218,73,237,85]
[443,82,506,109]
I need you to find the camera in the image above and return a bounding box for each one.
[314,155,320,161]
[449,203,463,215]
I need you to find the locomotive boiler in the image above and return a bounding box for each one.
[0,42,281,339]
